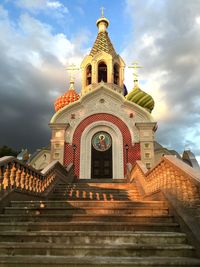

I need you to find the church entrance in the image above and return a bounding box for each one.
[91,131,112,179]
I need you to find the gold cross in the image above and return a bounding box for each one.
[66,64,79,81]
[101,7,105,17]
[128,62,143,80]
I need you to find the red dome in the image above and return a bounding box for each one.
[54,83,80,112]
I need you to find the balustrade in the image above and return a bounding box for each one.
[0,156,69,196]
[130,155,200,205]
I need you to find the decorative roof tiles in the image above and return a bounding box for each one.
[90,31,117,57]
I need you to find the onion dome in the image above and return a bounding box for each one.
[126,83,155,113]
[54,80,80,112]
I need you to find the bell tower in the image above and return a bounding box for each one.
[81,10,125,95]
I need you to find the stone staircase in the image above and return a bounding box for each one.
[0,180,200,266]
[49,180,142,201]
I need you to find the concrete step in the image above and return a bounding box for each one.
[0,221,180,232]
[61,191,141,196]
[76,179,127,183]
[56,184,137,189]
[0,242,195,257]
[4,207,170,216]
[0,231,187,245]
[10,200,168,208]
[0,214,173,223]
[0,255,200,266]
[53,188,139,192]
[54,196,141,201]
[50,193,141,199]
[55,196,141,200]
[54,188,139,193]
[53,189,140,194]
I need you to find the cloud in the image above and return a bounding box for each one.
[16,0,47,10]
[16,0,68,19]
[0,5,84,152]
[46,1,68,14]
[123,0,200,160]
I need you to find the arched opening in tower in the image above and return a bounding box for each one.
[86,64,92,85]
[98,62,107,83]
[114,63,119,85]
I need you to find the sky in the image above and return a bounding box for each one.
[0,0,200,164]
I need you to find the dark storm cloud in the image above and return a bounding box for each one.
[124,0,200,158]
[0,6,84,152]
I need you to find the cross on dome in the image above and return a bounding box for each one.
[66,64,79,89]
[66,64,79,82]
[96,7,109,32]
[101,7,105,17]
[128,62,143,86]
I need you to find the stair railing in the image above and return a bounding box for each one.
[0,156,71,196]
[129,155,200,205]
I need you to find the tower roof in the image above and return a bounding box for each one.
[90,31,117,57]
[90,10,117,57]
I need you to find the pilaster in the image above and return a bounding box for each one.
[49,123,70,165]
[135,122,157,169]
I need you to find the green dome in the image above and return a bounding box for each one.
[126,85,155,113]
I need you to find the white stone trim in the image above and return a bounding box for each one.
[79,121,124,179]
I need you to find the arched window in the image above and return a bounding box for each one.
[98,62,107,83]
[86,65,92,85]
[114,63,119,85]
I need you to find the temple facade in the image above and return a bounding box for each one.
[30,13,157,178]
[49,13,156,179]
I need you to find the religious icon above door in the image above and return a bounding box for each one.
[92,132,112,152]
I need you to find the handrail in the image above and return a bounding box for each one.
[0,156,70,195]
[129,155,200,205]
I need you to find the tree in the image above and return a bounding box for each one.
[0,146,18,157]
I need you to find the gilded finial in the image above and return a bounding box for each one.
[66,64,79,89]
[101,7,105,17]
[128,62,143,86]
[96,7,109,32]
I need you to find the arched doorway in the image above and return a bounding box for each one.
[91,131,112,178]
[79,121,124,179]
[98,62,107,82]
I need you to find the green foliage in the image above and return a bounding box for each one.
[0,146,18,157]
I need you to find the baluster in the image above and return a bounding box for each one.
[3,164,11,190]
[10,163,17,189]
[42,178,46,192]
[15,165,21,188]
[29,171,34,191]
[39,178,43,193]
[25,170,30,191]
[20,167,26,190]
[35,177,39,193]
[32,175,37,192]
[0,166,3,191]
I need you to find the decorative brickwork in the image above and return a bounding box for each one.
[64,113,140,178]
[130,155,200,204]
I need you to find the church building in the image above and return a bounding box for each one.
[30,12,157,178]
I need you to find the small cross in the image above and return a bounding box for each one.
[101,7,105,17]
[128,62,143,81]
[66,64,79,81]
